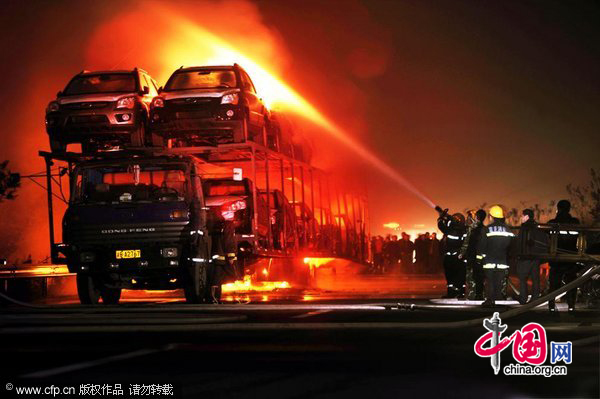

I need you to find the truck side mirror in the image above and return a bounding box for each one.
[140,86,149,95]
[158,86,163,94]
[56,90,63,97]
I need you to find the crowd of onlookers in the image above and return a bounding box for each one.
[369,232,443,274]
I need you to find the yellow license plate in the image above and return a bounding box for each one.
[116,249,141,259]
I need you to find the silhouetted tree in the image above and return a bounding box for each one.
[0,161,20,201]
[567,168,600,224]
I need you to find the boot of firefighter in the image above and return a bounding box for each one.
[442,284,457,298]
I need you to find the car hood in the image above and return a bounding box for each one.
[161,88,240,100]
[205,195,246,207]
[58,92,136,104]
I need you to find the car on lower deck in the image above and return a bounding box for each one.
[149,64,271,147]
[202,178,270,256]
[45,68,159,153]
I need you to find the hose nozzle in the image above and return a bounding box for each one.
[435,205,449,218]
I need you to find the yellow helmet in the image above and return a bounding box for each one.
[489,205,504,219]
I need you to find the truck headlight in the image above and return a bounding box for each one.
[46,101,59,113]
[151,97,165,108]
[80,252,95,263]
[161,248,178,258]
[116,96,136,109]
[221,93,239,105]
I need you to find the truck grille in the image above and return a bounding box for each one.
[67,222,189,245]
[63,102,109,110]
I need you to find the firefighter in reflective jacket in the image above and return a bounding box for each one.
[547,199,580,313]
[459,209,486,300]
[438,212,467,298]
[476,205,515,307]
[206,211,238,303]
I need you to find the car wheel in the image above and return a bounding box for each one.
[50,139,66,153]
[76,273,101,304]
[100,286,121,304]
[130,122,144,148]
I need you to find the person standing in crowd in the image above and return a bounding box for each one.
[429,232,442,273]
[371,235,384,274]
[547,200,580,313]
[438,212,467,298]
[399,232,415,272]
[422,232,431,273]
[459,209,486,300]
[477,205,515,307]
[516,209,548,304]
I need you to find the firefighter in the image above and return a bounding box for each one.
[459,209,486,300]
[547,200,580,313]
[516,209,548,304]
[477,205,515,307]
[438,212,467,298]
[206,211,238,303]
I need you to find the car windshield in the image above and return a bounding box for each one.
[73,164,189,204]
[165,70,237,91]
[64,73,136,95]
[204,180,247,197]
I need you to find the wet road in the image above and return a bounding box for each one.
[1,268,599,398]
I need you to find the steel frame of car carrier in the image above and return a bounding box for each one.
[39,142,370,267]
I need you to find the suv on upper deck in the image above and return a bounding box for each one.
[45,68,159,153]
[149,64,271,147]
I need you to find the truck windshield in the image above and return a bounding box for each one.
[64,73,136,95]
[73,164,189,204]
[203,180,247,197]
[165,70,237,91]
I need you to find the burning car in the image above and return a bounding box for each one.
[149,64,271,147]
[45,68,159,153]
[260,189,298,252]
[203,177,270,256]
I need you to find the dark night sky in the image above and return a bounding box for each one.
[0,0,599,259]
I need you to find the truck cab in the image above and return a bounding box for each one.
[62,155,220,304]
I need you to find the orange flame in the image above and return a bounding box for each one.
[221,275,290,293]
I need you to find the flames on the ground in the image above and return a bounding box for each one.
[221,275,290,293]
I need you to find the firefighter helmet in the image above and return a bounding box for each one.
[489,205,504,219]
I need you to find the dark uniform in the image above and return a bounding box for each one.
[477,218,515,305]
[548,203,580,311]
[438,213,466,298]
[516,213,548,304]
[460,211,486,300]
[206,213,238,303]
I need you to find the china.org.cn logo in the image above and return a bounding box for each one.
[473,312,572,377]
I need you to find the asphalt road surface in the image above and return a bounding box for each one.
[1,268,598,398]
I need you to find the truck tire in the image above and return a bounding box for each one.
[100,287,122,304]
[183,262,207,303]
[50,139,66,153]
[76,274,101,304]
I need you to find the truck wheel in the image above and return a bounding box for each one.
[100,287,122,304]
[76,274,100,304]
[130,123,144,148]
[50,139,66,153]
[183,261,207,304]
